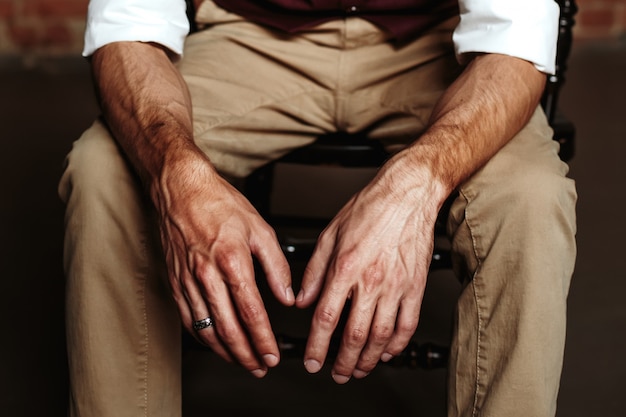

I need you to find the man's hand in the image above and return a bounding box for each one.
[91,42,294,377]
[296,155,447,383]
[296,53,546,383]
[152,152,294,377]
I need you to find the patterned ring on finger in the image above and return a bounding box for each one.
[193,316,214,331]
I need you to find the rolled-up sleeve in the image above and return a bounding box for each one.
[83,0,190,57]
[453,0,560,74]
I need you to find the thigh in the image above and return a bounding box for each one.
[446,108,577,416]
[59,120,181,417]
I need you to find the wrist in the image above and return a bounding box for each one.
[383,147,454,210]
[148,143,219,211]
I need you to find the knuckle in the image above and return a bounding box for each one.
[314,306,340,329]
[238,301,264,324]
[332,353,353,373]
[189,259,216,290]
[216,249,244,277]
[344,326,368,348]
[363,265,385,293]
[216,323,238,346]
[356,354,379,371]
[396,318,419,337]
[260,224,280,242]
[334,252,358,277]
[370,324,394,345]
[386,343,406,356]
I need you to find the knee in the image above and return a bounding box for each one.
[502,162,577,235]
[453,156,578,279]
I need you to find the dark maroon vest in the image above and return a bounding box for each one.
[212,0,459,42]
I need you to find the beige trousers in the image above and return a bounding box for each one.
[59,2,577,416]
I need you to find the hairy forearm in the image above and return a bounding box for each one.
[389,53,546,205]
[91,42,209,189]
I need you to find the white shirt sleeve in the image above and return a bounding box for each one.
[453,0,560,74]
[83,0,190,57]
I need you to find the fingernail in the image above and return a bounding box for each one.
[251,368,267,378]
[381,353,393,362]
[296,290,305,303]
[304,359,322,373]
[332,372,351,384]
[352,369,370,379]
[285,287,295,304]
[263,354,279,367]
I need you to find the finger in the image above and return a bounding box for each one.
[330,292,378,384]
[166,260,235,363]
[175,246,263,371]
[250,224,294,306]
[210,307,272,377]
[177,268,236,362]
[191,314,235,363]
[352,300,399,378]
[296,227,336,308]
[380,296,421,362]
[199,275,272,377]
[212,245,282,369]
[303,276,351,375]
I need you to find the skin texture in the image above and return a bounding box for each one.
[91,41,545,382]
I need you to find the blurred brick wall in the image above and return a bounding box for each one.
[0,0,624,57]
[576,0,626,39]
[0,0,87,56]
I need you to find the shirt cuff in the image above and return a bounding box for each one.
[83,0,190,58]
[453,0,560,74]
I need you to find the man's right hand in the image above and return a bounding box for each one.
[152,151,294,377]
[92,42,293,378]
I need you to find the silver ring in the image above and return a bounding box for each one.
[193,317,214,331]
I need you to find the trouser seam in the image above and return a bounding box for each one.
[142,275,149,417]
[470,275,482,417]
[138,235,151,417]
[459,189,483,417]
